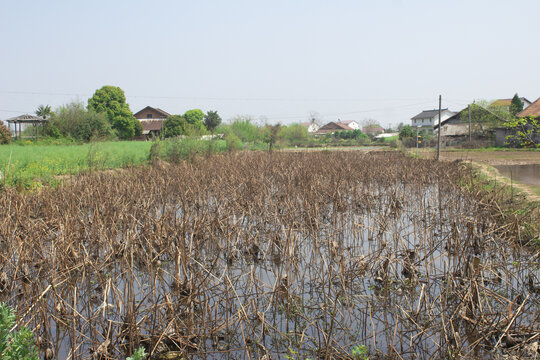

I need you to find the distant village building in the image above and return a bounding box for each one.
[495,97,540,147]
[490,97,532,112]
[316,121,353,135]
[133,106,170,139]
[411,109,455,134]
[433,116,470,146]
[515,97,540,119]
[338,120,360,130]
[300,121,320,133]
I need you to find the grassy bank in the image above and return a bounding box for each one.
[0,141,152,188]
[0,139,234,189]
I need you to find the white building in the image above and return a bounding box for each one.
[300,121,320,133]
[411,109,455,134]
[339,120,360,130]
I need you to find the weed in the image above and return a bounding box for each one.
[0,303,39,360]
[352,344,369,360]
[126,346,147,360]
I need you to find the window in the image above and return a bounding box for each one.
[147,114,153,118]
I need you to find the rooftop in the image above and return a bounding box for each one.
[516,97,540,118]
[411,109,450,120]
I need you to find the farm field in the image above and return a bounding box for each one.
[0,151,538,359]
[0,141,152,187]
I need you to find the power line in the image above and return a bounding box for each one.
[0,90,435,103]
[263,101,435,121]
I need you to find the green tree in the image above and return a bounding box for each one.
[460,102,511,135]
[87,86,141,139]
[0,121,11,144]
[230,116,262,142]
[35,104,53,119]
[225,133,243,152]
[504,117,540,148]
[203,110,222,135]
[46,102,113,141]
[184,109,204,125]
[263,123,281,152]
[279,123,308,145]
[163,115,188,138]
[399,125,414,139]
[509,93,524,116]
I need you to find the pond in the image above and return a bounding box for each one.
[494,163,540,186]
[1,152,538,360]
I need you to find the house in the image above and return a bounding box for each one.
[434,106,501,146]
[133,106,171,139]
[516,97,540,118]
[133,106,170,120]
[141,120,164,139]
[490,97,532,112]
[339,120,360,130]
[496,97,540,146]
[411,109,455,134]
[434,120,470,146]
[300,121,320,133]
[362,124,385,136]
[315,121,353,135]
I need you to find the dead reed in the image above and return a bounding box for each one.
[0,151,538,359]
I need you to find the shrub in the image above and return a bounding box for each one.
[148,141,162,163]
[230,117,262,143]
[0,303,39,360]
[127,346,147,360]
[225,133,243,152]
[0,122,11,144]
[279,124,308,145]
[46,102,114,141]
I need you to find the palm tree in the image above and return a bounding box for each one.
[35,104,52,119]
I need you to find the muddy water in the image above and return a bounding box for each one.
[494,164,540,186]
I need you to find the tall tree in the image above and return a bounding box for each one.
[203,110,222,135]
[183,109,206,134]
[264,124,281,152]
[163,115,187,138]
[184,109,205,125]
[509,93,524,116]
[88,86,141,139]
[35,104,53,119]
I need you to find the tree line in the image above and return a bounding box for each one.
[28,86,223,142]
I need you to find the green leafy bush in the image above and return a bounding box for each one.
[126,346,147,360]
[0,303,39,360]
[45,102,114,141]
[225,133,243,152]
[0,122,11,144]
[230,117,262,143]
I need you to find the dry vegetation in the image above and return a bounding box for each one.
[0,151,538,359]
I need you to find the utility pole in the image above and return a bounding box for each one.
[416,125,419,157]
[437,95,441,160]
[468,104,472,142]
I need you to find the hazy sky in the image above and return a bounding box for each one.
[1,0,539,127]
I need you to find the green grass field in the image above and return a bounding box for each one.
[0,141,152,188]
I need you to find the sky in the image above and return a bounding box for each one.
[1,0,539,128]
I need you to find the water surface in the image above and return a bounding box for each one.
[494,164,540,186]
